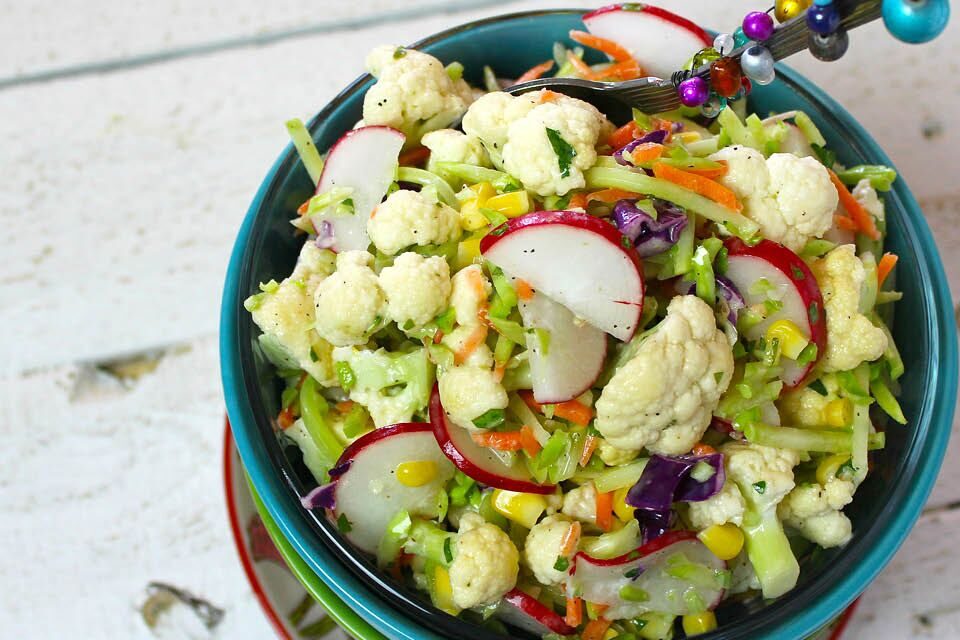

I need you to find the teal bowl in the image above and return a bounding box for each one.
[221,8,957,639]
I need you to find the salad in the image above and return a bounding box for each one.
[245,9,905,639]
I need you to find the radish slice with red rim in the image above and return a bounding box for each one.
[497,589,575,636]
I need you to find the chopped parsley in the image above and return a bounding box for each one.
[335,361,356,391]
[393,47,407,59]
[714,371,725,384]
[553,556,570,572]
[473,408,506,429]
[753,481,767,495]
[443,537,454,564]
[791,265,805,280]
[545,127,576,178]
[811,143,836,168]
[808,301,820,325]
[337,513,353,533]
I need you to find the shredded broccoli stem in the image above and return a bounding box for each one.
[850,404,871,484]
[739,506,800,598]
[871,377,907,425]
[285,118,325,186]
[577,459,649,493]
[584,166,760,241]
[405,519,456,567]
[793,111,827,148]
[691,244,716,304]
[377,510,413,568]
[298,376,345,480]
[581,519,642,559]
[434,162,520,193]
[742,421,853,453]
[396,167,458,207]
[836,165,897,191]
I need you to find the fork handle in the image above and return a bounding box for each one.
[766,0,882,61]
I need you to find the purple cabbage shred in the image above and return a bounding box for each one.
[612,199,688,258]
[301,483,336,510]
[314,220,336,249]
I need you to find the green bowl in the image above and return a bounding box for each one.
[222,8,958,640]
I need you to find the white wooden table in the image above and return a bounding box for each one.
[1,1,957,637]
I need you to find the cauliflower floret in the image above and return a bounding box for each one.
[332,346,433,427]
[853,178,885,223]
[441,326,494,368]
[709,147,838,251]
[728,551,762,594]
[687,480,746,530]
[362,46,472,140]
[562,483,597,524]
[448,513,519,609]
[449,265,492,326]
[248,242,338,383]
[778,387,831,427]
[723,441,800,506]
[422,129,490,171]
[313,251,386,347]
[524,515,576,586]
[779,478,855,548]
[379,252,452,328]
[461,91,542,165]
[438,364,508,427]
[595,296,734,454]
[367,189,461,256]
[597,441,639,467]
[812,245,888,371]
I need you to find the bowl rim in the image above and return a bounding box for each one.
[221,8,958,640]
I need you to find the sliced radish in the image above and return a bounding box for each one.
[481,211,644,341]
[568,531,727,620]
[429,385,555,495]
[331,422,454,553]
[724,238,826,387]
[582,4,711,80]
[313,126,404,252]
[497,589,576,636]
[517,287,607,404]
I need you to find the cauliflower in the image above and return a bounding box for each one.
[524,515,576,586]
[779,477,855,548]
[778,387,831,427]
[332,346,434,427]
[709,146,838,251]
[728,551,762,594]
[722,441,800,598]
[462,90,609,195]
[449,265,492,326]
[362,46,472,141]
[561,483,597,524]
[367,189,461,256]
[422,129,490,172]
[853,179,885,223]
[811,245,888,371]
[247,241,338,383]
[448,512,520,609]
[313,251,386,347]
[379,252,452,328]
[687,480,746,530]
[597,441,639,467]
[438,364,508,427]
[441,326,494,368]
[595,295,734,454]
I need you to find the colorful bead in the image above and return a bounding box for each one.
[742,11,776,40]
[678,76,710,107]
[813,0,832,5]
[692,47,721,69]
[740,45,776,85]
[882,0,950,43]
[733,26,750,47]
[776,0,813,22]
[738,76,753,98]
[808,28,849,61]
[713,33,737,56]
[807,2,841,35]
[700,95,727,118]
[710,57,743,98]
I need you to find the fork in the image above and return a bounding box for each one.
[505,0,883,114]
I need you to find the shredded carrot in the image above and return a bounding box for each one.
[834,215,858,232]
[517,60,555,83]
[652,162,742,211]
[595,491,614,532]
[519,390,541,412]
[520,391,594,427]
[568,192,588,210]
[335,400,355,414]
[471,430,523,452]
[277,406,296,429]
[453,323,488,365]
[566,50,595,78]
[828,169,880,240]
[691,442,717,456]
[515,279,535,301]
[520,425,542,456]
[624,142,664,164]
[877,252,899,286]
[582,618,612,640]
[297,199,310,216]
[468,267,488,300]
[587,188,643,204]
[560,521,582,556]
[569,30,633,63]
[565,597,583,628]
[677,160,728,179]
[398,146,430,167]
[492,363,506,383]
[580,434,599,466]
[589,59,642,81]
[607,120,639,149]
[538,89,562,103]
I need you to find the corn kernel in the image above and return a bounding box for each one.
[816,453,851,485]
[469,181,496,203]
[486,190,531,218]
[395,460,438,487]
[491,489,547,529]
[697,523,744,561]
[454,233,483,271]
[765,319,810,360]
[676,131,702,144]
[459,199,489,231]
[682,611,718,636]
[431,564,461,614]
[823,398,853,428]
[603,629,619,640]
[613,486,635,523]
